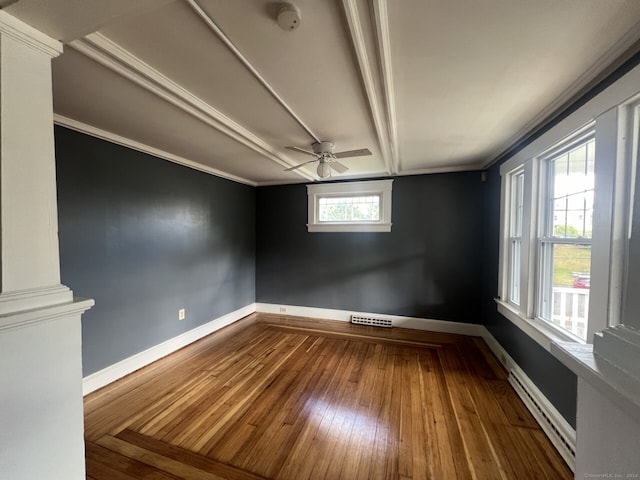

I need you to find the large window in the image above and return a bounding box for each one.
[307,180,393,232]
[538,135,595,340]
[498,125,605,345]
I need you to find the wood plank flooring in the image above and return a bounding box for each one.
[84,313,572,479]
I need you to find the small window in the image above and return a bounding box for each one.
[307,180,393,232]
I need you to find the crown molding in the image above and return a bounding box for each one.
[341,0,395,175]
[0,10,62,57]
[397,163,481,177]
[69,33,314,182]
[483,21,640,169]
[372,0,399,173]
[54,114,257,186]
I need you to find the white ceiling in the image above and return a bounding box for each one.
[6,0,640,186]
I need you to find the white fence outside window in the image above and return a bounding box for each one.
[551,287,589,340]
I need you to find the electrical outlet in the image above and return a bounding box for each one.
[279,306,287,313]
[178,308,185,321]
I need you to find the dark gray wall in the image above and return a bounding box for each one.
[481,162,577,427]
[256,173,484,322]
[55,126,256,376]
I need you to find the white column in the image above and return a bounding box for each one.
[0,11,93,480]
[0,11,72,313]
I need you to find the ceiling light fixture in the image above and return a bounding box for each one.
[317,161,331,179]
[277,2,301,31]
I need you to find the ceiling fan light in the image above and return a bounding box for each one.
[317,161,331,178]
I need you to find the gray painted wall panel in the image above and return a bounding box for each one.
[55,126,256,376]
[256,173,484,322]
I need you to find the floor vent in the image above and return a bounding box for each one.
[509,370,576,468]
[350,315,392,328]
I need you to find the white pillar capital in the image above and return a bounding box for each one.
[0,10,62,57]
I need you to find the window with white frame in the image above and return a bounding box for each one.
[537,134,595,341]
[498,124,603,344]
[307,179,393,232]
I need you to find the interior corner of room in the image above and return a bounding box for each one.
[3,1,640,478]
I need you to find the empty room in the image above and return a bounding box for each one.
[2,1,640,479]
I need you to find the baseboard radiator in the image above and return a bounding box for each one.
[508,370,576,470]
[351,314,392,328]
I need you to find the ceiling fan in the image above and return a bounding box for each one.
[284,141,372,178]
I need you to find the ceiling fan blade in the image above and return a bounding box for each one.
[284,159,318,171]
[333,148,372,159]
[285,146,316,156]
[329,161,349,174]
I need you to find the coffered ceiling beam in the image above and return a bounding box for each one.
[70,33,315,182]
[372,0,399,173]
[341,0,396,175]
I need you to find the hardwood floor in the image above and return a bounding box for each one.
[84,314,572,479]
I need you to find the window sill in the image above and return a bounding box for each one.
[307,223,392,233]
[551,339,640,426]
[495,299,582,352]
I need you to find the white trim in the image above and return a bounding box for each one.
[0,284,73,317]
[372,0,400,173]
[594,325,640,380]
[256,165,482,186]
[0,10,62,58]
[255,303,486,336]
[82,303,256,395]
[0,297,94,333]
[552,339,640,426]
[185,0,319,143]
[496,299,580,352]
[496,64,640,174]
[307,223,392,233]
[54,115,257,187]
[397,164,481,176]
[498,120,607,345]
[341,0,394,175]
[306,179,393,233]
[484,23,640,170]
[69,33,314,182]
[482,330,576,471]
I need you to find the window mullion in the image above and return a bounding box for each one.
[520,159,537,318]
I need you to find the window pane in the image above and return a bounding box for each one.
[318,195,380,222]
[540,135,594,342]
[540,243,591,341]
[511,173,524,236]
[549,139,595,239]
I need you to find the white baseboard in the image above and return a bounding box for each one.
[255,303,486,336]
[82,303,257,395]
[481,329,577,471]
